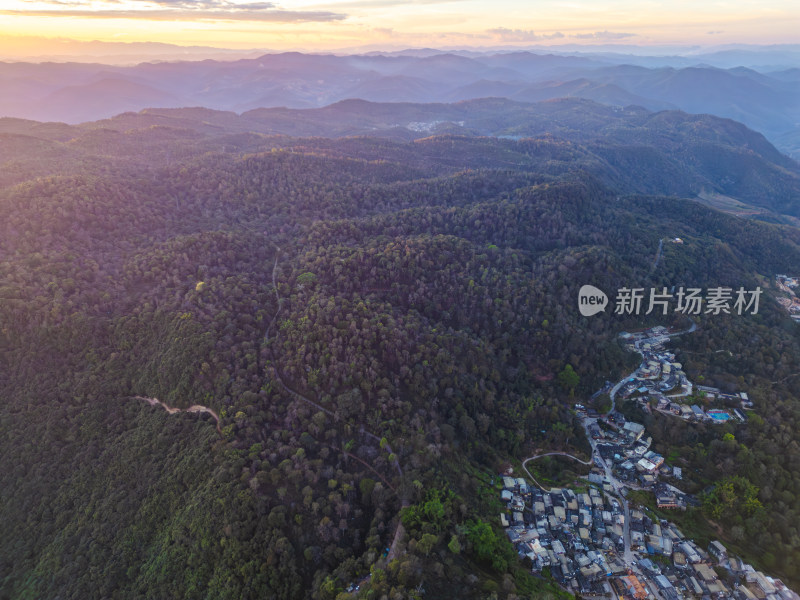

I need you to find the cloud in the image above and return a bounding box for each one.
[143,0,269,7]
[487,27,565,42]
[0,9,345,22]
[19,0,90,5]
[311,0,462,7]
[2,0,345,21]
[19,0,269,5]
[572,30,636,40]
[707,30,724,35]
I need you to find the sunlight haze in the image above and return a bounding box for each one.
[0,0,797,54]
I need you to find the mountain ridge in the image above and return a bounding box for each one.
[1,50,797,158]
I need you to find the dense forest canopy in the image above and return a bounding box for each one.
[1,101,800,598]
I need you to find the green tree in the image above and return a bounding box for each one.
[558,364,580,397]
[417,533,438,556]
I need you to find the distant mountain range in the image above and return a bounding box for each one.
[0,50,798,158]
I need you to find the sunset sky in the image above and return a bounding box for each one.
[0,0,798,52]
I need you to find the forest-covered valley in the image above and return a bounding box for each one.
[2,101,800,599]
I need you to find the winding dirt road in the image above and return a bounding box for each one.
[521,451,593,492]
[130,395,222,436]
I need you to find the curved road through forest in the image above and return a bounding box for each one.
[130,395,222,436]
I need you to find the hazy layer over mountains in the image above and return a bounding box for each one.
[1,48,798,158]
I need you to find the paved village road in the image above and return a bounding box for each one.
[608,319,697,413]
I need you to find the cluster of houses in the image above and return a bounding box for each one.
[496,323,800,599]
[775,275,800,322]
[583,408,689,502]
[497,322,800,598]
[500,477,799,600]
[619,329,750,425]
[595,438,683,499]
[619,328,688,399]
[655,399,746,424]
[775,297,800,322]
[680,386,751,423]
[501,476,626,594]
[694,386,753,409]
[776,275,799,292]
[619,542,799,600]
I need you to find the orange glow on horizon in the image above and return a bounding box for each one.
[0,0,797,57]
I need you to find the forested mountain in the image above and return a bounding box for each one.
[2,104,800,598]
[2,97,799,220]
[0,49,798,157]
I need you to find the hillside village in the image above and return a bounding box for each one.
[776,275,800,322]
[501,473,797,600]
[501,325,799,600]
[617,327,748,426]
